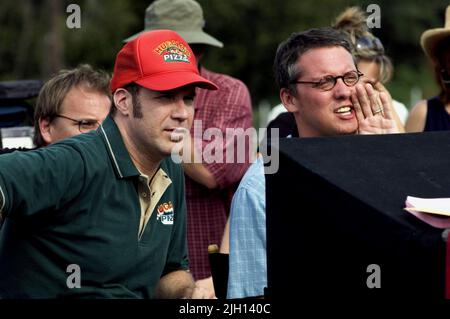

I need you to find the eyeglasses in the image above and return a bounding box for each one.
[54,114,100,133]
[291,70,364,91]
[355,35,385,54]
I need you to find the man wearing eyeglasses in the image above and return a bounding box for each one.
[33,64,111,147]
[227,27,399,299]
[0,30,217,298]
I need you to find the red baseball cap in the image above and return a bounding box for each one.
[110,29,218,92]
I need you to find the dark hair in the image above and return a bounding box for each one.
[34,64,111,147]
[434,38,450,104]
[273,27,353,94]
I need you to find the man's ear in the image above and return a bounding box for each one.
[39,117,53,146]
[113,88,132,116]
[280,88,299,113]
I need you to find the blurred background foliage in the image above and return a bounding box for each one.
[0,0,448,126]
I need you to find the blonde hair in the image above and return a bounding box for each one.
[333,7,393,83]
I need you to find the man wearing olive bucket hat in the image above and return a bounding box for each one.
[125,0,253,298]
[406,5,450,132]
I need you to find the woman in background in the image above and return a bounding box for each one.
[333,6,408,131]
[406,5,450,132]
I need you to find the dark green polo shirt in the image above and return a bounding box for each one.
[0,116,188,298]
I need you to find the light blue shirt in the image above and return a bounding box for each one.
[227,156,266,298]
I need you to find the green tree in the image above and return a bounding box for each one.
[0,0,447,115]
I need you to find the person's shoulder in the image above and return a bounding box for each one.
[0,147,32,155]
[231,157,265,213]
[267,104,288,124]
[390,99,409,126]
[237,157,265,191]
[392,99,409,120]
[40,130,106,165]
[410,99,428,112]
[405,99,427,132]
[410,100,428,117]
[55,130,102,151]
[392,99,407,109]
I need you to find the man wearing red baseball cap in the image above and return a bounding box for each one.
[125,1,254,298]
[0,30,216,299]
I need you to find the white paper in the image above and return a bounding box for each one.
[404,196,450,229]
[405,196,450,216]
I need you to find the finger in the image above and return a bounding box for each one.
[355,84,372,117]
[366,84,383,116]
[379,92,393,120]
[351,92,365,124]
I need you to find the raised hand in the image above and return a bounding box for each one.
[373,82,405,132]
[351,83,399,135]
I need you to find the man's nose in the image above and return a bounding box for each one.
[333,78,352,99]
[172,98,190,120]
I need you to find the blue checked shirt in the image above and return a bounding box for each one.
[227,156,267,298]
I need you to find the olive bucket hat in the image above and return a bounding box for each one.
[124,0,223,48]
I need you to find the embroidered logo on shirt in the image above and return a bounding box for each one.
[156,201,174,225]
[154,40,191,63]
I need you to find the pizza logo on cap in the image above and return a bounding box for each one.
[154,40,191,63]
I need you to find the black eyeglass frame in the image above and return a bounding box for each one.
[290,71,364,91]
[53,114,100,133]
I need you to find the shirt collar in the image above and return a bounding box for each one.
[98,115,140,179]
